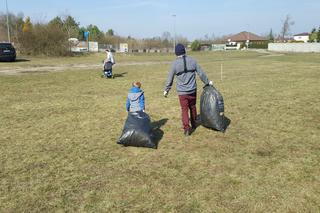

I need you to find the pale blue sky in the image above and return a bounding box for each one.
[2,0,320,40]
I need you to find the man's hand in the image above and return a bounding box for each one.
[209,81,213,86]
[163,90,169,98]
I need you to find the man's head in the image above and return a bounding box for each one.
[175,43,186,56]
[105,49,110,53]
[132,82,141,88]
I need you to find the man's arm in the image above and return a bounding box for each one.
[195,63,210,85]
[164,63,176,92]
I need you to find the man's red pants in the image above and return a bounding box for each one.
[178,93,197,131]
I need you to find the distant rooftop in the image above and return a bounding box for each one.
[293,32,310,36]
[226,31,267,41]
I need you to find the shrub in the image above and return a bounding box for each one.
[249,41,269,49]
[191,40,201,51]
[19,24,69,56]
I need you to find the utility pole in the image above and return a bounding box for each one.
[172,14,176,50]
[6,0,11,43]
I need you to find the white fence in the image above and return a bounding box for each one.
[268,43,320,53]
[71,41,99,52]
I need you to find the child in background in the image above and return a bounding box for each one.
[126,82,145,112]
[102,49,115,78]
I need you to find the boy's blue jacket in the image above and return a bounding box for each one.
[126,87,145,112]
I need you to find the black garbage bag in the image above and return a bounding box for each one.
[117,111,157,148]
[200,85,229,132]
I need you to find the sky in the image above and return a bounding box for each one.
[1,0,320,40]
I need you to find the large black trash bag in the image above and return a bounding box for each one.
[200,85,230,132]
[117,111,157,148]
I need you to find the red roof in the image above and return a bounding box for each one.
[226,31,267,41]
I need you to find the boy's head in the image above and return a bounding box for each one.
[132,82,141,88]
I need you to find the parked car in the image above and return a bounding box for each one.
[0,42,16,62]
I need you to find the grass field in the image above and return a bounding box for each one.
[0,51,319,212]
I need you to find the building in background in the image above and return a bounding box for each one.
[70,39,99,52]
[119,43,128,53]
[226,31,268,49]
[293,33,310,43]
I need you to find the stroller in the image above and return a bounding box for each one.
[102,61,114,79]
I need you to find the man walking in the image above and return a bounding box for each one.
[164,43,213,136]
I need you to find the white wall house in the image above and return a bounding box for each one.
[293,33,309,43]
[119,43,128,53]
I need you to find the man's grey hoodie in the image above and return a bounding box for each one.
[164,55,209,95]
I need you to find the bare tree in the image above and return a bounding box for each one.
[280,14,294,41]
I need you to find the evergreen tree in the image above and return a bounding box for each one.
[268,28,274,41]
[106,29,114,36]
[63,15,79,38]
[309,27,318,42]
[48,16,64,27]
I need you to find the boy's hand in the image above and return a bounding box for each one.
[209,81,213,86]
[163,90,168,98]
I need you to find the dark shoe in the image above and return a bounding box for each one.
[184,129,190,136]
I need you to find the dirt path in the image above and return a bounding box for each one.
[0,50,284,76]
[0,61,171,75]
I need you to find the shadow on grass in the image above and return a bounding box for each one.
[113,72,127,78]
[151,118,168,148]
[100,72,127,79]
[15,58,31,62]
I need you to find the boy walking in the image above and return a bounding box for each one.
[126,82,145,112]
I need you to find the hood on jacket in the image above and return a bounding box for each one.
[128,87,143,101]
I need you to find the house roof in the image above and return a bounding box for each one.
[293,32,309,36]
[226,31,267,41]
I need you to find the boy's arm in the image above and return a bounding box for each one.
[140,93,145,110]
[111,54,115,64]
[126,97,130,111]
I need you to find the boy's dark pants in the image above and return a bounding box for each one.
[178,92,197,131]
[103,68,112,78]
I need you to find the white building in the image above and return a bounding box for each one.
[293,33,309,43]
[70,41,99,52]
[119,43,128,53]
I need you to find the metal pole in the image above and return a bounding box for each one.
[87,35,89,52]
[172,14,176,50]
[220,63,223,81]
[6,0,11,43]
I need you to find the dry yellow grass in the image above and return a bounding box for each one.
[0,51,319,212]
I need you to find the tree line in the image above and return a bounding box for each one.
[1,13,319,55]
[0,13,188,56]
